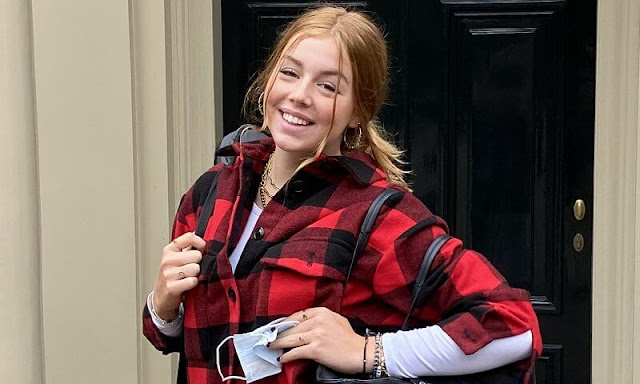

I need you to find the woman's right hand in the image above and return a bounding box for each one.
[152,232,206,321]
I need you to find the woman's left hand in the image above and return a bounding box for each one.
[269,307,371,374]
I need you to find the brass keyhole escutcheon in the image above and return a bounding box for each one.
[573,233,585,252]
[573,199,586,221]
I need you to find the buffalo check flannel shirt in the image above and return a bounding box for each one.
[143,138,542,384]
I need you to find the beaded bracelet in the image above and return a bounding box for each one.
[373,333,382,378]
[379,338,389,377]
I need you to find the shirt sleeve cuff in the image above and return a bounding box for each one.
[147,291,184,338]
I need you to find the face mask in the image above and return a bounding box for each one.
[216,317,300,383]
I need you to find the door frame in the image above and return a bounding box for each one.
[163,0,640,381]
[592,0,640,382]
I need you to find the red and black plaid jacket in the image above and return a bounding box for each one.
[143,138,542,383]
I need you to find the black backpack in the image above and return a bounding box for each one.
[214,124,269,165]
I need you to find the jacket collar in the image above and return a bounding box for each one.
[215,137,385,186]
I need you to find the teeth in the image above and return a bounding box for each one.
[282,112,310,126]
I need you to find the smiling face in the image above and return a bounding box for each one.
[264,35,359,156]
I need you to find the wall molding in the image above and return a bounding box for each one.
[129,0,175,383]
[166,0,218,212]
[31,1,139,382]
[134,0,219,381]
[592,0,640,381]
[163,0,220,380]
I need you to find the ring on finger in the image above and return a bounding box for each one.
[298,333,306,345]
[302,310,308,321]
[178,270,186,279]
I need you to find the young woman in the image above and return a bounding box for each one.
[143,6,542,384]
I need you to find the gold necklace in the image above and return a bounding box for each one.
[259,153,279,207]
[259,181,268,208]
[267,171,281,191]
[266,160,282,191]
[263,182,276,199]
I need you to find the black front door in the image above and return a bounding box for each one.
[221,1,595,382]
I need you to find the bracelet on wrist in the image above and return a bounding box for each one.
[157,310,180,325]
[362,331,370,374]
[379,337,389,377]
[373,333,382,378]
[150,293,181,325]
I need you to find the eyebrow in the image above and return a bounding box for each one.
[283,55,350,85]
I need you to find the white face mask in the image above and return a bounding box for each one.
[216,318,300,383]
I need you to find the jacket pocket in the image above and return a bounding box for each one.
[257,239,353,314]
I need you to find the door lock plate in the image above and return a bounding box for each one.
[573,233,585,252]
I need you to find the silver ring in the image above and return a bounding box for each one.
[178,271,185,279]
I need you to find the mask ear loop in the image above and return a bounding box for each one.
[216,335,248,382]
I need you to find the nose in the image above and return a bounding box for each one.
[289,79,312,106]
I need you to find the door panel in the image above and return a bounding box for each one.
[447,5,565,311]
[221,1,595,382]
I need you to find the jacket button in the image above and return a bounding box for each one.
[228,287,237,302]
[291,180,304,193]
[253,227,264,240]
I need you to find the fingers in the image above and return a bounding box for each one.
[275,307,328,341]
[181,262,200,278]
[162,249,203,266]
[279,343,314,364]
[290,308,312,322]
[288,309,309,324]
[166,232,206,252]
[289,307,330,322]
[272,321,314,348]
[166,263,200,281]
[275,307,316,340]
[153,234,206,317]
[162,233,204,270]
[271,306,362,372]
[167,276,199,293]
[271,329,314,350]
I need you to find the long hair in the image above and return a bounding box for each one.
[243,6,410,188]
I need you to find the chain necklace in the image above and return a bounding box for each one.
[259,153,280,207]
[267,171,281,191]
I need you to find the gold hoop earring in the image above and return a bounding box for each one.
[258,92,265,116]
[343,123,363,150]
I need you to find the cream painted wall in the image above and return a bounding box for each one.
[134,0,219,382]
[1,0,43,382]
[129,0,174,383]
[22,0,217,382]
[31,0,139,382]
[0,0,637,382]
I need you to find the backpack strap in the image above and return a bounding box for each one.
[192,172,222,277]
[214,124,269,165]
[195,172,222,238]
[344,189,403,288]
[402,234,452,330]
